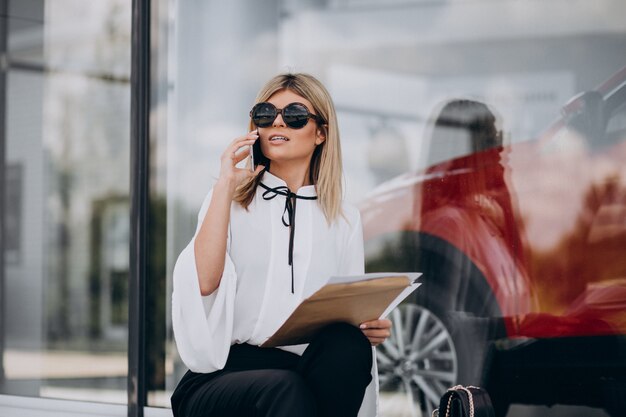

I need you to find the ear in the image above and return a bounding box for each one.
[315,125,327,145]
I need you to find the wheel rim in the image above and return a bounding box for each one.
[377,304,458,416]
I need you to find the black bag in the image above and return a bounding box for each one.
[432,385,495,417]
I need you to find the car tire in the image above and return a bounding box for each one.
[368,232,504,416]
[377,303,458,416]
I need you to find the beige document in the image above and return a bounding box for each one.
[261,272,421,347]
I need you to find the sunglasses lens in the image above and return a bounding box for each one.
[283,103,310,129]
[252,103,277,127]
[251,102,318,129]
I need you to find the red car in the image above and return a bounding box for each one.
[361,67,626,416]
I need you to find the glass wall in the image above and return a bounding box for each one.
[1,0,131,405]
[160,1,626,417]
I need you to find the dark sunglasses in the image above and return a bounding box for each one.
[250,102,324,129]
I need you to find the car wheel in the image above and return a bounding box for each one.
[377,303,458,417]
[367,232,503,416]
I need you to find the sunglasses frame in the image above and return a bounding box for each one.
[250,102,325,129]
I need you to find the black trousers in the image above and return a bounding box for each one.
[171,322,373,417]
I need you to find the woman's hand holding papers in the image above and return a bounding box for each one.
[359,319,392,346]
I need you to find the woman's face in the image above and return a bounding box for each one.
[257,89,325,171]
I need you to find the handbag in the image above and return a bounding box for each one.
[432,385,495,417]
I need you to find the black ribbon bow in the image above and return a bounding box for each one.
[259,182,317,293]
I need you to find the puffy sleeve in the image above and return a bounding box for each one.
[171,189,237,373]
[341,208,379,417]
[339,208,365,276]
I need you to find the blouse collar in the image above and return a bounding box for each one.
[261,170,317,198]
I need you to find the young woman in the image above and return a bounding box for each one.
[171,73,391,417]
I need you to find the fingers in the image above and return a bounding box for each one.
[239,129,259,144]
[360,319,392,330]
[222,131,259,174]
[232,145,250,164]
[360,319,392,346]
[363,330,389,346]
[367,338,387,347]
[217,130,262,186]
[361,327,391,339]
[224,131,259,159]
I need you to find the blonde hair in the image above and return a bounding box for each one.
[234,73,343,223]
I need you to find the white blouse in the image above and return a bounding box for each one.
[172,171,378,416]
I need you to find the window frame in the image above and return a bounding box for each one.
[128,0,151,416]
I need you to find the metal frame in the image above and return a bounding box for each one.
[129,0,151,416]
[0,0,9,384]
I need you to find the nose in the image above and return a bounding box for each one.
[272,110,286,127]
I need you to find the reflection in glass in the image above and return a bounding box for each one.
[1,0,131,404]
[162,1,626,416]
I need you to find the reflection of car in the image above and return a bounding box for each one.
[360,67,626,416]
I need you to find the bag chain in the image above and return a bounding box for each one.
[432,385,479,417]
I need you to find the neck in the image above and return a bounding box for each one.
[269,162,311,192]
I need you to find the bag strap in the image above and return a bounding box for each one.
[432,385,470,417]
[466,386,495,417]
[446,385,474,417]
[432,385,495,417]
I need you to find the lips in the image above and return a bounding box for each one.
[269,134,290,142]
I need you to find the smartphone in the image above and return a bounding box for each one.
[249,144,255,172]
[250,132,263,172]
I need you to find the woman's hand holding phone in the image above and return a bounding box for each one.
[217,130,263,194]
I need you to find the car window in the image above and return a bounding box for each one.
[426,125,473,166]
